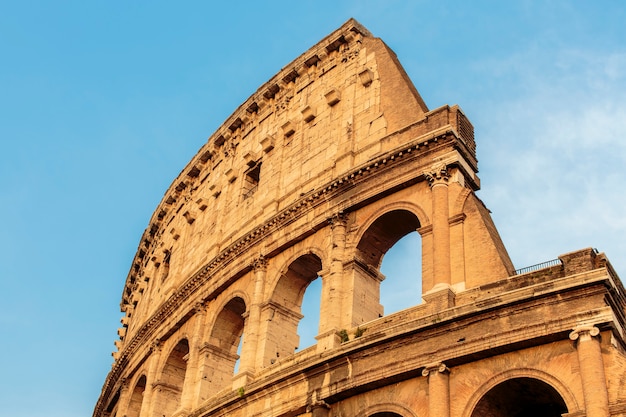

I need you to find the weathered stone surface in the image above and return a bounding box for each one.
[94,19,626,417]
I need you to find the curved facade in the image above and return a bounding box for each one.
[94,19,626,417]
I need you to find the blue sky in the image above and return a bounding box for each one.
[1,2,625,417]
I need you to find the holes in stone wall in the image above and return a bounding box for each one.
[242,162,261,200]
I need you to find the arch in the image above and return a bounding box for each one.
[464,369,579,417]
[126,375,146,417]
[371,413,404,417]
[360,402,417,417]
[267,247,327,292]
[348,208,422,321]
[262,253,324,365]
[356,208,422,269]
[205,296,247,392]
[157,338,189,417]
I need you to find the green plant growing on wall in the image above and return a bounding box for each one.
[354,327,366,338]
[339,329,349,343]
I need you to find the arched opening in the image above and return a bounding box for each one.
[297,276,321,350]
[126,375,146,417]
[158,339,189,417]
[355,210,421,318]
[471,377,568,417]
[380,231,421,314]
[264,253,322,364]
[208,297,246,388]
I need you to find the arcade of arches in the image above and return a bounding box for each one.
[94,19,626,417]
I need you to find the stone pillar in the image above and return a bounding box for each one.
[569,326,609,417]
[422,362,450,417]
[142,341,162,417]
[240,256,267,373]
[181,303,206,411]
[115,378,130,417]
[426,163,451,288]
[317,213,347,351]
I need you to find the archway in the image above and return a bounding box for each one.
[380,231,421,314]
[208,297,246,388]
[470,377,568,417]
[297,275,321,350]
[264,253,323,364]
[126,375,146,417]
[355,209,421,318]
[158,339,189,417]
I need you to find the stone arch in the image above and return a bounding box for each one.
[360,402,417,417]
[355,206,423,269]
[343,207,422,322]
[126,374,146,417]
[261,252,324,366]
[156,338,190,417]
[464,369,578,417]
[205,296,247,391]
[266,246,327,292]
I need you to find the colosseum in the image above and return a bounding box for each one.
[93,19,626,417]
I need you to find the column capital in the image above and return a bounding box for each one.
[119,377,129,392]
[425,163,450,188]
[193,301,207,315]
[252,255,268,272]
[328,212,348,228]
[569,325,600,342]
[150,339,162,353]
[422,362,450,377]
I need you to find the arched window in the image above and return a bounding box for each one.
[380,231,421,315]
[355,209,421,318]
[471,377,568,417]
[158,339,189,417]
[126,375,146,417]
[207,297,246,390]
[264,254,323,364]
[297,276,321,350]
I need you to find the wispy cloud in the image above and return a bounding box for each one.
[475,48,626,273]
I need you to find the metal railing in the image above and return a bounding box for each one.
[514,258,562,275]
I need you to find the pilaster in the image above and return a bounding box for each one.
[143,340,162,417]
[184,302,207,410]
[569,326,609,417]
[422,362,450,417]
[318,213,348,351]
[425,163,451,289]
[241,256,268,373]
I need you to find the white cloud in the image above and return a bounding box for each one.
[474,47,626,275]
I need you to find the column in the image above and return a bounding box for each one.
[569,326,609,417]
[422,362,450,417]
[317,213,347,351]
[426,163,451,288]
[241,255,267,372]
[181,302,206,411]
[142,340,162,417]
[115,378,130,417]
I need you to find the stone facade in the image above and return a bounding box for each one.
[93,19,626,417]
